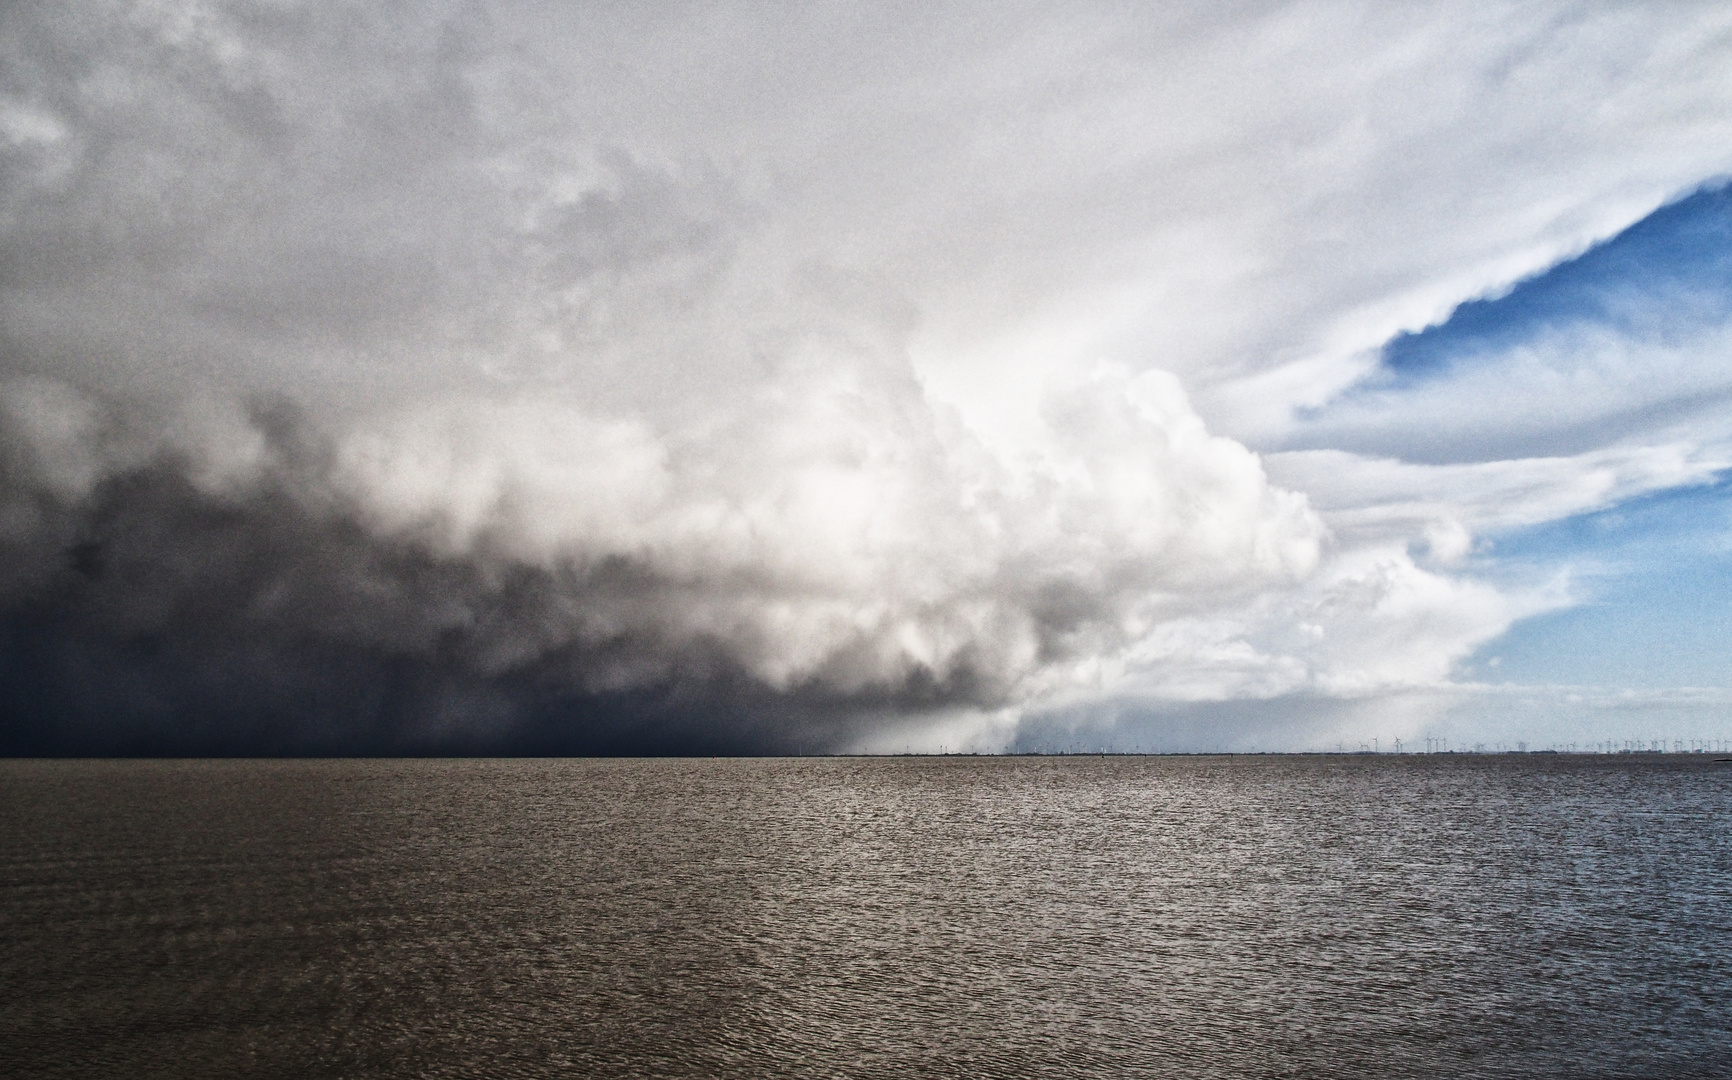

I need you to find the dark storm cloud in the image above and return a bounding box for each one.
[0,395,995,755]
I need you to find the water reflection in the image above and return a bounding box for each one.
[2,755,1728,1078]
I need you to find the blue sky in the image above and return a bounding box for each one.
[1394,183,1732,690]
[1384,184,1732,386]
[1286,182,1732,465]
[1470,474,1732,690]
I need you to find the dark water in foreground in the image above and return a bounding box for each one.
[2,756,1729,1079]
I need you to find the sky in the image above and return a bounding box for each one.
[2,1,1731,755]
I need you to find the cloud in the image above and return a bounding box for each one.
[1265,443,1728,552]
[1272,184,1732,465]
[4,2,1732,751]
[0,358,1325,750]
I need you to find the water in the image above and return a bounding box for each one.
[3,755,1729,1079]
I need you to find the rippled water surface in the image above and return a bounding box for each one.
[3,755,1730,1078]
